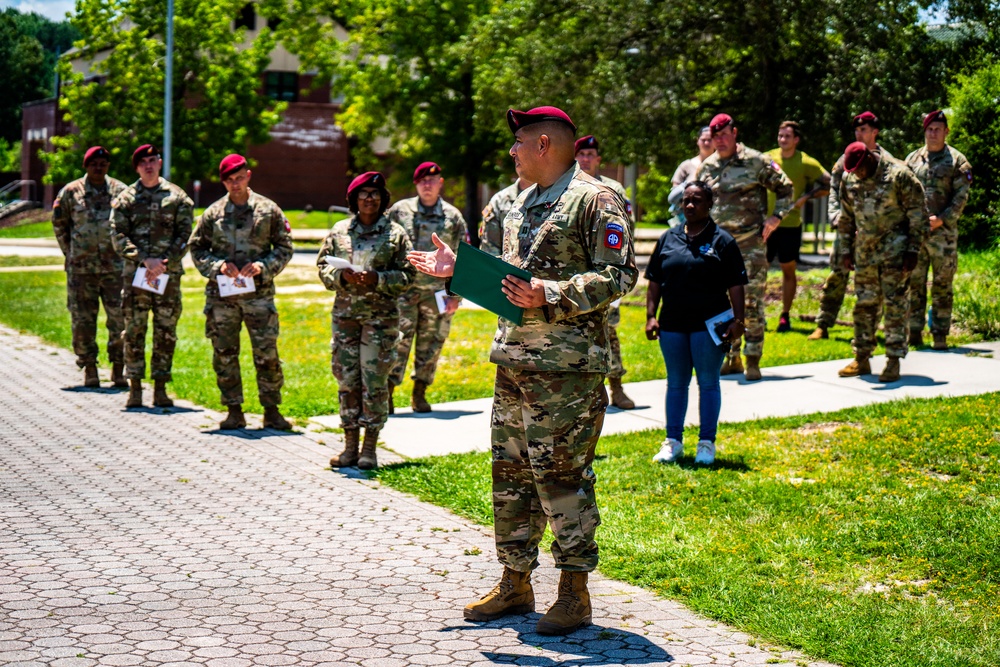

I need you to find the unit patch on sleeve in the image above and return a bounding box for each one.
[604,222,624,249]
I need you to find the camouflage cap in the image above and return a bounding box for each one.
[132,144,160,168]
[574,135,599,154]
[412,162,442,182]
[923,110,947,130]
[83,146,111,167]
[506,106,576,135]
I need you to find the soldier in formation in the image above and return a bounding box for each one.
[319,172,415,470]
[480,175,534,258]
[386,162,468,413]
[110,144,194,409]
[409,106,637,636]
[52,146,128,388]
[905,110,973,350]
[696,113,794,381]
[189,154,294,431]
[836,142,927,382]
[574,134,636,409]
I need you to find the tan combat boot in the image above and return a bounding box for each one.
[932,333,948,351]
[879,357,901,382]
[152,380,174,408]
[330,428,360,467]
[608,377,635,409]
[411,380,432,413]
[838,356,871,377]
[84,364,99,388]
[536,571,592,636]
[263,406,292,430]
[126,379,143,408]
[807,326,828,340]
[908,330,923,347]
[744,355,762,382]
[720,348,744,375]
[464,567,535,621]
[111,363,128,388]
[220,405,246,430]
[358,428,379,470]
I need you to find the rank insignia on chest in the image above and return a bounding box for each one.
[151,203,159,211]
[604,222,624,249]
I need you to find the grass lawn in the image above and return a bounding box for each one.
[0,220,55,238]
[192,208,349,231]
[373,394,1000,667]
[0,255,63,267]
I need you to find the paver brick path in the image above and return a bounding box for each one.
[0,325,835,667]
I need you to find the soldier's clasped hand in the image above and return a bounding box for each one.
[143,257,168,279]
[221,261,242,279]
[501,275,546,308]
[239,262,262,278]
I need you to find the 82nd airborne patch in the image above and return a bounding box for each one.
[604,222,624,249]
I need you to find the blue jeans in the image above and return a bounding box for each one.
[659,331,726,442]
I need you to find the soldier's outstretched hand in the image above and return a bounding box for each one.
[408,232,456,278]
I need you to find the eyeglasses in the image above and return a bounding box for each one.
[357,190,382,201]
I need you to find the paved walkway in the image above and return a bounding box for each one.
[0,324,835,667]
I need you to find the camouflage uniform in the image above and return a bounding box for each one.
[816,146,893,329]
[386,196,468,388]
[697,144,794,358]
[490,163,636,573]
[317,215,414,429]
[52,176,128,369]
[479,181,523,257]
[597,175,633,380]
[189,190,294,407]
[904,144,972,337]
[838,154,927,359]
[111,178,194,382]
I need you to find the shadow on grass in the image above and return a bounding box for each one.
[662,455,751,472]
[440,616,673,665]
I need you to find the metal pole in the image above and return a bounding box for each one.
[163,0,175,180]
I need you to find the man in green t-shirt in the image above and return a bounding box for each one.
[767,121,831,332]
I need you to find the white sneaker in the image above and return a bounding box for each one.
[694,440,716,465]
[653,438,683,463]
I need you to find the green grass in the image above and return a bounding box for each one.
[0,220,55,238]
[0,255,63,267]
[193,208,348,230]
[373,394,1000,667]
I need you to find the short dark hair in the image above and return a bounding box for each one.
[683,180,714,208]
[778,120,802,139]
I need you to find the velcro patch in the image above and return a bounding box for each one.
[604,222,624,249]
[283,217,291,233]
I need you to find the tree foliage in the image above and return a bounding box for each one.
[44,0,285,187]
[0,9,56,142]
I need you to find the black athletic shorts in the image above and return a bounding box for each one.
[766,226,802,264]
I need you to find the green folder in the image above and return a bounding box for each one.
[450,242,532,325]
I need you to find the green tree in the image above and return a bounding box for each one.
[0,10,51,142]
[44,0,285,188]
[278,0,505,241]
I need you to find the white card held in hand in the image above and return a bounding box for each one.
[132,267,169,295]
[217,274,256,297]
[324,256,364,272]
[435,289,449,314]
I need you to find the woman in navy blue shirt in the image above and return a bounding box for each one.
[645,181,747,465]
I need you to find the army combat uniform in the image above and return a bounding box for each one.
[597,175,633,384]
[697,144,794,362]
[904,144,972,339]
[816,145,893,330]
[317,215,414,430]
[490,163,637,574]
[839,154,927,360]
[189,190,293,408]
[110,178,194,382]
[52,176,128,371]
[386,196,468,391]
[480,181,523,257]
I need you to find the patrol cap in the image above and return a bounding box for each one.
[506,106,576,135]
[346,171,391,214]
[132,144,160,168]
[83,146,110,167]
[843,141,870,173]
[219,154,248,179]
[412,162,442,182]
[709,113,734,135]
[853,111,880,129]
[923,110,947,130]
[574,135,599,154]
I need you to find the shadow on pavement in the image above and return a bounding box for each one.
[61,385,127,394]
[607,404,653,413]
[864,375,949,390]
[443,617,673,665]
[390,409,484,420]
[721,374,812,384]
[202,426,299,437]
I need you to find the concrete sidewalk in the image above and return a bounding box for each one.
[0,324,836,666]
[313,343,1000,460]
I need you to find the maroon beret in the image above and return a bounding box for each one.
[131,144,160,168]
[709,113,734,136]
[843,142,870,173]
[412,161,442,183]
[574,135,599,154]
[83,146,110,167]
[923,110,947,130]
[347,171,387,199]
[219,154,248,180]
[506,106,576,135]
[852,111,880,129]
